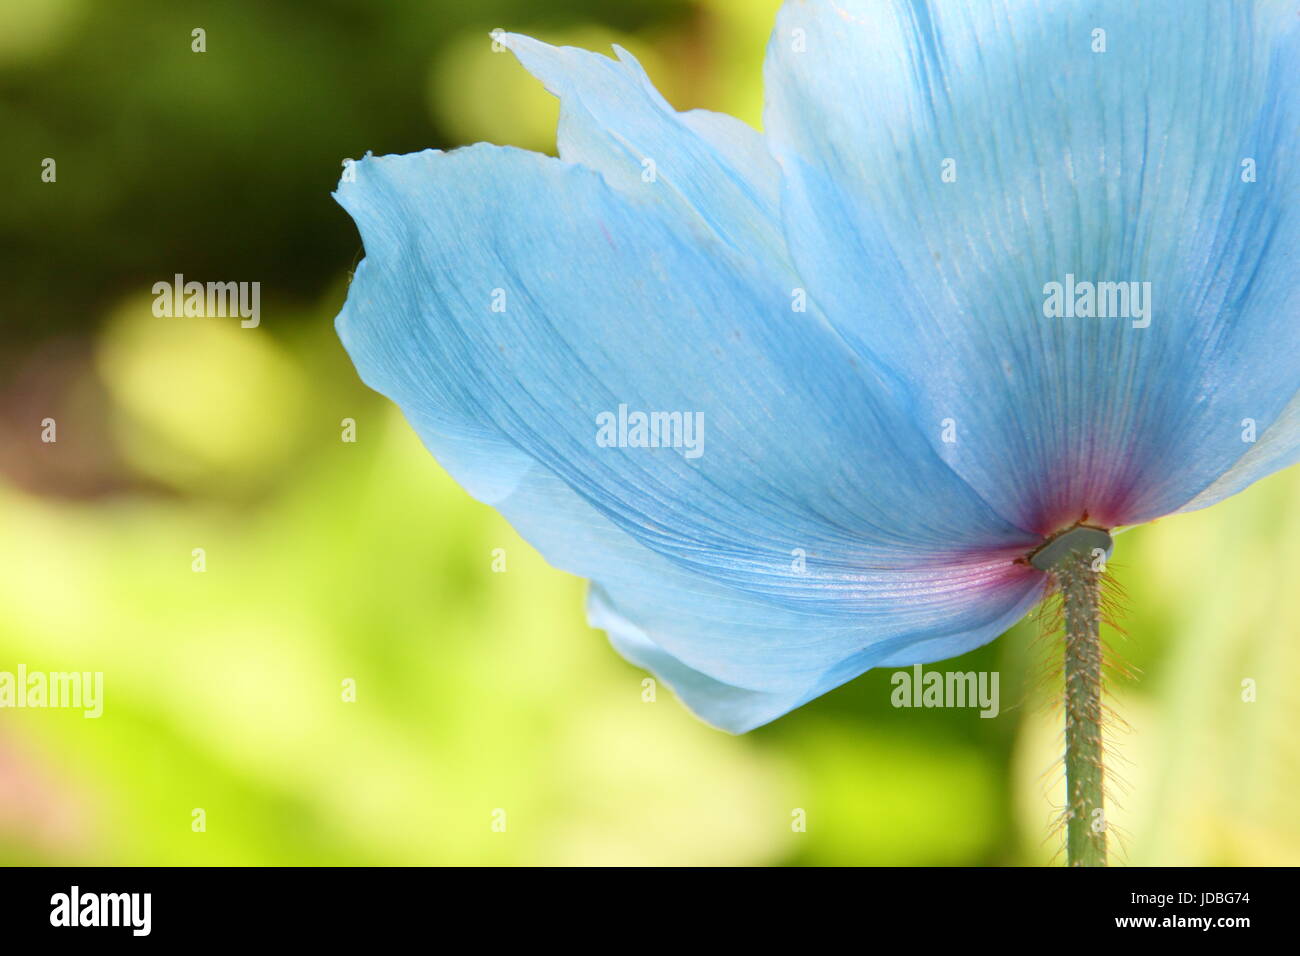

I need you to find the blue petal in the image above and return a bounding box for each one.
[764,0,1300,533]
[500,33,786,267]
[590,560,1044,733]
[592,591,797,734]
[334,143,1043,721]
[1178,389,1300,512]
[500,455,1042,709]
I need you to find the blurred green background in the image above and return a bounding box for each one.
[2,0,1297,866]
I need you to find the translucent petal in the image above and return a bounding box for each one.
[765,0,1300,533]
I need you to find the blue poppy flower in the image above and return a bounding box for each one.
[334,1,1300,733]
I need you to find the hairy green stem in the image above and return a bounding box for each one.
[1056,551,1107,866]
[1030,525,1110,867]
